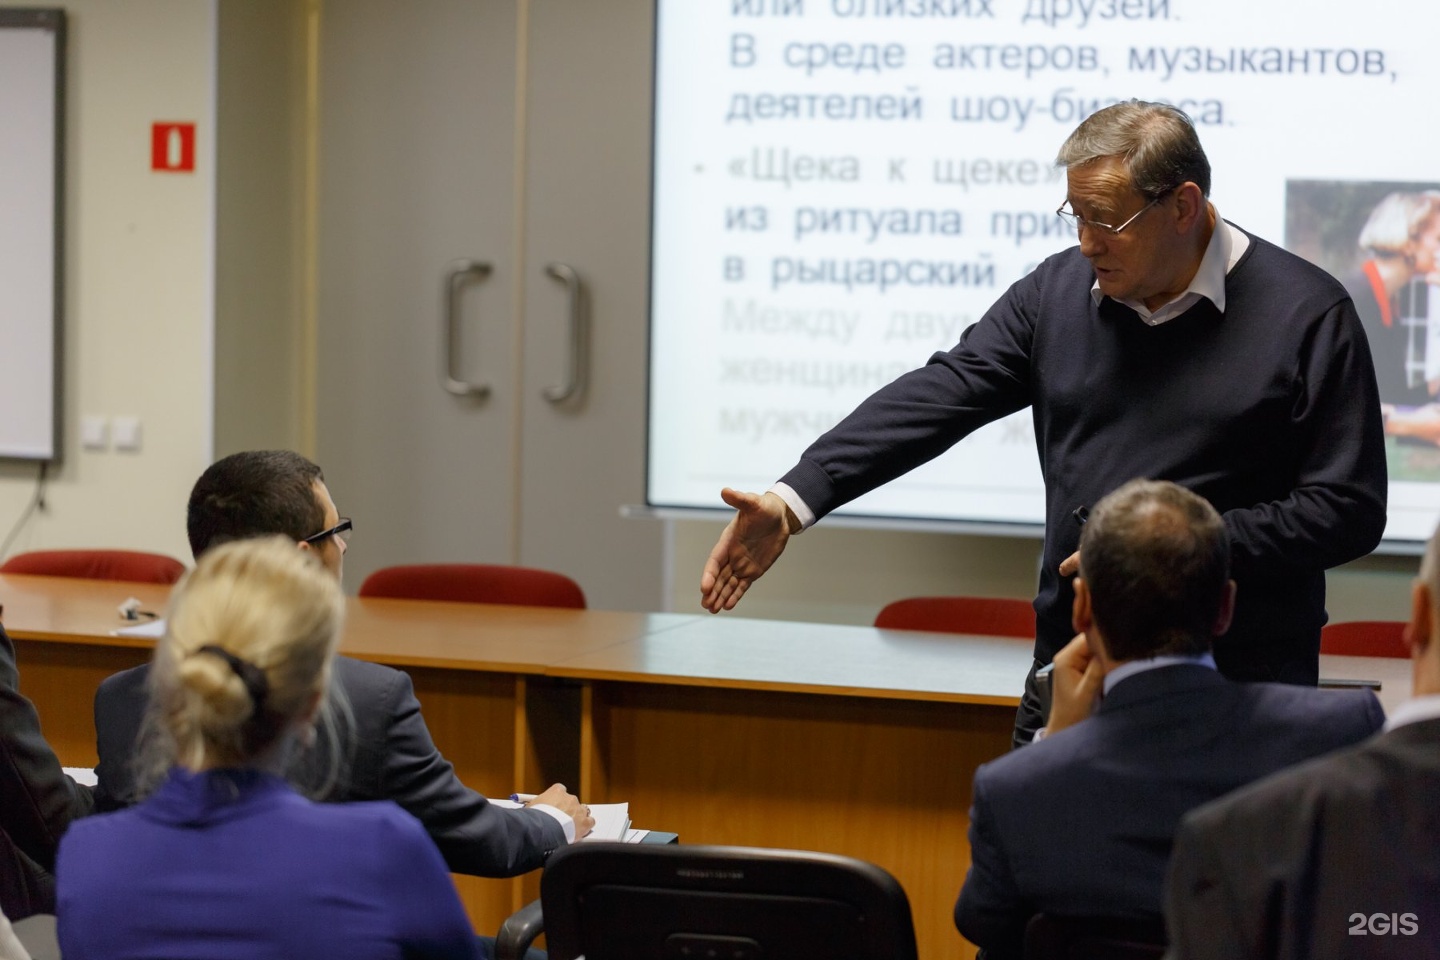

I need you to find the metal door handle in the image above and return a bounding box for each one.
[543,262,588,404]
[442,260,492,398]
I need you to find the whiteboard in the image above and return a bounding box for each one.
[0,8,63,462]
[647,0,1440,547]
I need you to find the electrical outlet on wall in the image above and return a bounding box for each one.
[80,416,108,451]
[112,417,142,453]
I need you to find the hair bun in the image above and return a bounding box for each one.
[193,644,270,711]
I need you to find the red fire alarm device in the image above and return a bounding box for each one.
[151,122,196,172]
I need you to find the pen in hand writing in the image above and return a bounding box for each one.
[509,793,537,804]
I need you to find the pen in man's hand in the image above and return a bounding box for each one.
[510,793,537,804]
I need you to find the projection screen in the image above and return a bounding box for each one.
[647,0,1440,547]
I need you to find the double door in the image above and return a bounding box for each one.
[315,0,662,610]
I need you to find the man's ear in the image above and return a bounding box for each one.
[1072,577,1093,635]
[1405,580,1433,657]
[1172,181,1206,232]
[1072,578,1114,665]
[296,539,314,557]
[1212,580,1237,637]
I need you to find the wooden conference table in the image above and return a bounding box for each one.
[0,573,1411,960]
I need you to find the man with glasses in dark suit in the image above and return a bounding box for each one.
[93,450,594,879]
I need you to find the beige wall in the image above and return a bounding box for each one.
[213,0,312,458]
[0,0,1419,630]
[0,0,215,564]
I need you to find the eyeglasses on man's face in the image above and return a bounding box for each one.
[1055,191,1169,237]
[302,518,352,546]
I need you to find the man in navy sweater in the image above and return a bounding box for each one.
[700,99,1387,744]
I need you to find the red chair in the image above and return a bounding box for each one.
[1320,620,1409,659]
[358,563,586,609]
[873,595,1035,638]
[0,549,187,585]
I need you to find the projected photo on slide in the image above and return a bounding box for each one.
[1288,180,1440,511]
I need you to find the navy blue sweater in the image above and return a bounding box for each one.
[782,227,1387,679]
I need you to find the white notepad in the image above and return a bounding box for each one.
[580,802,630,843]
[112,618,165,638]
[493,798,638,842]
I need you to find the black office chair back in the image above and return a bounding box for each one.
[1023,913,1167,960]
[540,843,919,960]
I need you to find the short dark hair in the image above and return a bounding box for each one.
[1056,99,1212,199]
[186,451,326,559]
[1079,479,1230,661]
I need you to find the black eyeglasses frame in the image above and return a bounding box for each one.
[301,517,352,546]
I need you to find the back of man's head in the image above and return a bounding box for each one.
[1080,479,1230,662]
[187,450,325,559]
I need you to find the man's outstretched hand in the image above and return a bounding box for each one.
[699,488,796,613]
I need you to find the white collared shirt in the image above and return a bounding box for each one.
[1102,651,1217,696]
[1089,209,1250,326]
[769,480,816,532]
[537,804,576,842]
[1030,652,1215,742]
[1383,693,1440,732]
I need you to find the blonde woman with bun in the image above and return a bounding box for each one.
[56,538,479,960]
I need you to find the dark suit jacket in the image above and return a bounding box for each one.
[0,625,94,918]
[953,664,1386,959]
[94,655,565,877]
[1166,715,1440,960]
